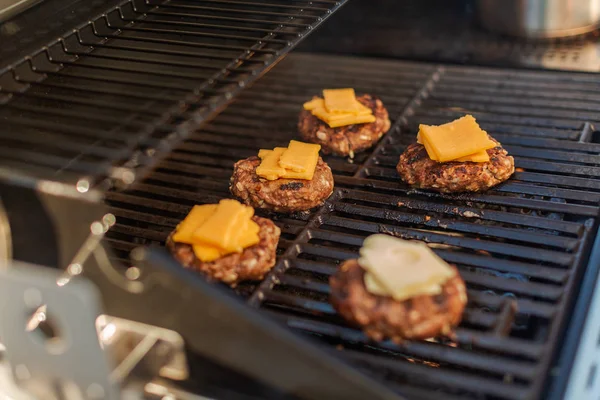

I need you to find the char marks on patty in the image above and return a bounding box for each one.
[230,156,334,213]
[397,137,514,193]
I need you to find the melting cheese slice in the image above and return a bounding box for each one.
[172,204,218,244]
[358,234,456,301]
[311,105,375,128]
[278,140,321,172]
[419,115,496,162]
[303,98,324,111]
[326,114,376,128]
[256,147,287,180]
[303,89,376,128]
[258,149,273,159]
[236,218,260,249]
[421,135,442,161]
[193,244,226,263]
[226,207,259,252]
[193,199,250,252]
[323,88,359,113]
[307,98,372,119]
[315,106,373,121]
[257,140,320,180]
[417,133,490,163]
[172,200,260,262]
[454,150,490,163]
[259,149,314,180]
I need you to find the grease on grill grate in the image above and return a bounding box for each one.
[104,54,600,399]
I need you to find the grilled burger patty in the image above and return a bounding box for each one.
[166,216,280,286]
[397,138,514,193]
[330,259,467,342]
[298,94,391,157]
[230,156,334,213]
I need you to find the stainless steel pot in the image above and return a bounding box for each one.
[477,0,600,38]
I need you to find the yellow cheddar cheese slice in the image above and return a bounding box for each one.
[418,129,490,163]
[172,204,218,244]
[256,147,287,180]
[306,98,371,120]
[327,114,376,128]
[193,244,225,263]
[325,108,372,121]
[310,106,332,123]
[323,88,359,113]
[256,141,321,181]
[303,98,324,111]
[173,200,260,262]
[421,135,441,161]
[235,219,260,250]
[280,169,316,180]
[304,89,375,128]
[455,150,490,163]
[225,207,256,253]
[278,140,321,172]
[419,115,496,162]
[193,199,248,252]
[312,105,373,126]
[258,149,272,159]
[355,101,373,115]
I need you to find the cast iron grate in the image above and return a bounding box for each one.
[105,53,600,400]
[0,0,347,187]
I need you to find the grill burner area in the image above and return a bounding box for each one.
[105,53,600,400]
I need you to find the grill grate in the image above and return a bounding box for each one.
[0,0,347,187]
[104,53,600,399]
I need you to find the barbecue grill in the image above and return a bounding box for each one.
[1,1,600,399]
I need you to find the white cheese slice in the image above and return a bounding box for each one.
[358,234,455,301]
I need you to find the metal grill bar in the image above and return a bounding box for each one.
[150,2,322,19]
[103,53,600,399]
[166,0,332,11]
[139,10,312,28]
[0,0,348,187]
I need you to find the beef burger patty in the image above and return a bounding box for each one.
[397,138,514,193]
[330,259,467,342]
[166,216,280,286]
[298,94,390,158]
[230,156,334,213]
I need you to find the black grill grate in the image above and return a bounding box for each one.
[0,0,346,187]
[105,53,600,399]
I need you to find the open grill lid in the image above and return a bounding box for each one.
[104,53,600,400]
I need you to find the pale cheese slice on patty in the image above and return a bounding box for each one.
[358,234,456,301]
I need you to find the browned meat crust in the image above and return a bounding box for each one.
[396,138,514,193]
[298,94,391,157]
[330,259,467,343]
[166,216,280,286]
[230,157,334,213]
